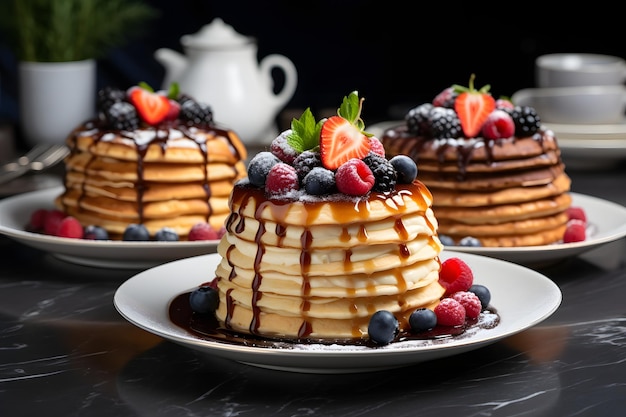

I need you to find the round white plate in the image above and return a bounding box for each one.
[443,192,626,267]
[0,186,219,269]
[114,251,562,374]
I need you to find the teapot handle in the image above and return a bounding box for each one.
[260,54,298,109]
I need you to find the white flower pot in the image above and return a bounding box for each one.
[18,59,96,146]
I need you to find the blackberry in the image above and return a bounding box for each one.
[363,153,397,192]
[104,101,140,130]
[180,100,213,125]
[405,103,433,135]
[293,150,322,181]
[506,105,541,136]
[430,107,462,139]
[97,86,126,113]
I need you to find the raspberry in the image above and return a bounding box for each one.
[265,162,299,196]
[563,220,586,243]
[495,98,514,110]
[335,159,375,196]
[451,291,482,319]
[43,209,66,235]
[434,298,466,326]
[481,109,515,140]
[270,130,299,164]
[29,208,49,231]
[188,222,219,241]
[566,206,587,224]
[56,216,84,239]
[439,257,474,296]
[432,87,457,108]
[369,136,385,157]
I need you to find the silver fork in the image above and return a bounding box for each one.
[0,144,69,185]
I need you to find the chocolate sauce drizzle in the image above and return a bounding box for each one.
[220,181,441,339]
[62,118,244,226]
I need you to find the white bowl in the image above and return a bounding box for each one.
[511,85,626,125]
[536,53,626,88]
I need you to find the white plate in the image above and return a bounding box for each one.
[0,186,219,269]
[114,252,562,374]
[443,192,626,267]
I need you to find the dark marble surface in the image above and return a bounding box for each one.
[1,165,626,417]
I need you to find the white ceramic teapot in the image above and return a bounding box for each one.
[154,18,298,145]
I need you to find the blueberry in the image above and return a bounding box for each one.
[154,227,179,241]
[409,308,437,332]
[389,155,418,184]
[189,286,219,314]
[247,152,280,187]
[303,167,336,195]
[368,310,399,345]
[469,284,491,310]
[438,234,455,246]
[83,225,109,240]
[459,236,482,247]
[122,223,150,241]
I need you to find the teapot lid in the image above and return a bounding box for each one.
[181,18,253,48]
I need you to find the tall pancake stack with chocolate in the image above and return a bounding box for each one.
[381,75,572,247]
[55,84,247,239]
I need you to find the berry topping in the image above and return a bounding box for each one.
[368,310,399,345]
[320,92,372,170]
[56,216,84,239]
[179,99,213,125]
[406,103,434,136]
[567,206,587,223]
[293,150,323,181]
[505,105,541,136]
[188,222,220,241]
[389,155,418,184]
[303,167,336,195]
[432,87,457,108]
[335,158,375,196]
[123,223,150,241]
[189,285,219,314]
[83,225,109,240]
[434,298,466,326]
[29,208,48,231]
[154,227,180,241]
[270,130,300,164]
[128,84,172,125]
[495,97,515,110]
[44,209,66,235]
[450,291,482,319]
[369,136,385,157]
[104,101,140,131]
[265,162,300,196]
[363,153,397,192]
[430,107,462,139]
[247,152,281,187]
[453,74,496,138]
[469,284,491,310]
[563,219,586,243]
[481,109,515,140]
[409,308,437,332]
[459,236,482,247]
[439,257,474,296]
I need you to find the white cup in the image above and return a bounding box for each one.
[535,53,626,88]
[511,85,626,125]
[19,59,96,147]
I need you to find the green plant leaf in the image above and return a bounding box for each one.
[286,108,323,152]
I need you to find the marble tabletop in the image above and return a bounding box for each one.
[1,165,626,417]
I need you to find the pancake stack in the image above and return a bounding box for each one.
[215,180,444,341]
[55,85,247,239]
[381,79,571,247]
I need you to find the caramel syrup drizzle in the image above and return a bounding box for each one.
[222,182,439,339]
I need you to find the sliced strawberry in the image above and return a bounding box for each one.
[320,116,371,170]
[128,86,171,125]
[453,74,496,138]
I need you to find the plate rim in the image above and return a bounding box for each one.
[0,186,220,268]
[113,251,562,372]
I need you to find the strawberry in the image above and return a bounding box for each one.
[128,83,171,125]
[320,91,372,170]
[453,74,496,138]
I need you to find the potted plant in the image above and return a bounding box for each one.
[0,0,158,146]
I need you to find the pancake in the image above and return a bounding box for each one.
[54,85,247,239]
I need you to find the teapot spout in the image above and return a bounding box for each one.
[154,48,188,89]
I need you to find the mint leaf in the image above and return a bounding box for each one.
[287,108,322,152]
